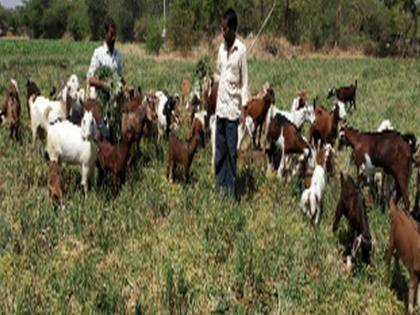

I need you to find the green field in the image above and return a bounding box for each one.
[0,39,419,314]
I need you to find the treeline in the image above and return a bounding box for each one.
[1,0,420,56]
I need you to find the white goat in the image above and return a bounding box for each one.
[300,144,333,225]
[45,110,97,195]
[29,95,67,144]
[265,103,315,131]
[155,91,179,141]
[335,101,347,121]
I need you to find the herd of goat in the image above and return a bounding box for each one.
[1,73,420,313]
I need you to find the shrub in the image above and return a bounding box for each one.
[67,0,88,41]
[167,1,198,52]
[42,0,70,39]
[145,20,163,55]
[134,15,151,42]
[86,0,108,40]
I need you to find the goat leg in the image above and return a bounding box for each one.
[408,276,417,315]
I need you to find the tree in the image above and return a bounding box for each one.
[86,0,109,40]
[42,0,70,38]
[68,0,89,40]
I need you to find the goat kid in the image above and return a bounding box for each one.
[246,87,275,148]
[97,129,135,195]
[327,80,357,111]
[0,79,21,141]
[333,172,372,268]
[166,118,204,182]
[300,144,333,225]
[45,153,64,206]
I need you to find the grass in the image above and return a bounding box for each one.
[0,39,419,314]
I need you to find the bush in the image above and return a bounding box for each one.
[167,1,198,52]
[145,20,163,55]
[67,0,88,41]
[42,0,70,39]
[134,15,152,42]
[86,0,108,41]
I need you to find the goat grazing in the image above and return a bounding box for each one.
[266,113,312,179]
[97,130,135,195]
[338,126,416,210]
[166,117,204,182]
[333,172,372,266]
[387,196,420,315]
[327,80,357,111]
[0,79,21,141]
[300,144,333,225]
[45,110,97,195]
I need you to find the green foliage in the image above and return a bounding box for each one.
[193,55,212,82]
[42,0,70,39]
[86,0,108,40]
[67,0,89,41]
[145,20,163,55]
[167,0,199,51]
[94,65,122,143]
[108,0,141,42]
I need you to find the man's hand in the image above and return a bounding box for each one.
[88,77,111,92]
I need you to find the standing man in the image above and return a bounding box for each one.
[215,8,248,199]
[86,17,123,94]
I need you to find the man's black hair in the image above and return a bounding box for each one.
[104,17,116,33]
[223,8,238,31]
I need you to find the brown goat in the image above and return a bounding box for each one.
[46,159,64,206]
[309,103,341,147]
[266,113,311,178]
[1,81,21,141]
[338,127,415,210]
[246,87,275,148]
[204,75,218,115]
[333,172,372,264]
[26,79,41,116]
[97,131,135,195]
[166,118,204,182]
[387,196,420,315]
[328,80,357,110]
[237,148,267,169]
[180,78,191,108]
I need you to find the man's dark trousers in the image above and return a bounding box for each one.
[215,116,238,199]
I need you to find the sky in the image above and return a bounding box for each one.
[0,0,23,9]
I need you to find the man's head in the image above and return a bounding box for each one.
[222,8,237,46]
[104,18,117,51]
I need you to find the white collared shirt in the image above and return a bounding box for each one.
[86,42,123,80]
[216,37,248,120]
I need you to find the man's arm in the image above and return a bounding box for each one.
[240,48,248,111]
[87,50,111,91]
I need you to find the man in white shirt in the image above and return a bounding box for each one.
[87,18,123,93]
[215,8,248,199]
